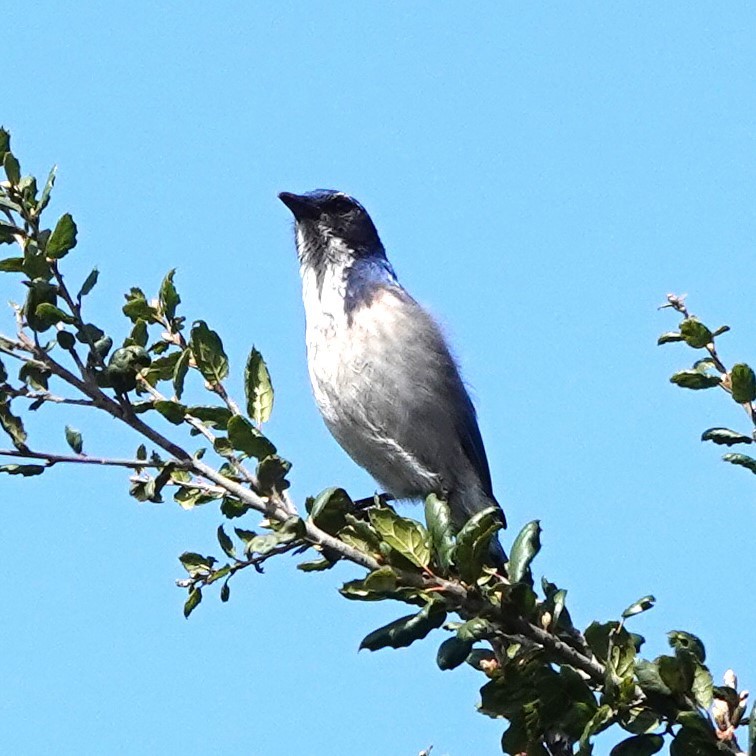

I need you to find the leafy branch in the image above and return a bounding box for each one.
[1,130,753,755]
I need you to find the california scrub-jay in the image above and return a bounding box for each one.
[279,190,505,556]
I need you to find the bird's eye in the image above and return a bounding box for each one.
[325,195,355,215]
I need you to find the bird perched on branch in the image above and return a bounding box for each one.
[279,190,505,558]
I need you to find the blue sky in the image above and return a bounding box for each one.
[2,3,755,754]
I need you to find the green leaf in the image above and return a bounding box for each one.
[0,257,24,272]
[256,454,291,494]
[173,349,190,400]
[136,444,147,460]
[667,630,706,663]
[0,128,10,156]
[669,725,720,755]
[19,362,50,390]
[297,558,337,572]
[37,164,56,213]
[579,704,615,752]
[0,358,6,382]
[217,525,236,558]
[227,415,277,459]
[219,496,249,518]
[220,580,231,603]
[64,425,83,454]
[126,319,148,348]
[0,463,45,476]
[701,427,753,446]
[437,636,473,671]
[456,618,496,642]
[369,507,430,569]
[722,452,756,475]
[122,287,159,323]
[657,332,685,345]
[424,493,455,573]
[658,654,693,696]
[187,405,232,429]
[56,331,76,351]
[669,371,721,390]
[178,552,216,576]
[508,519,541,584]
[692,663,713,709]
[0,399,27,449]
[622,595,656,618]
[154,400,187,424]
[454,506,505,583]
[749,700,756,756]
[35,303,73,327]
[679,318,712,349]
[308,487,353,534]
[183,588,202,618]
[245,347,274,424]
[359,602,446,651]
[730,363,756,404]
[3,151,20,185]
[159,269,180,322]
[609,734,664,756]
[77,267,99,300]
[46,213,78,259]
[190,320,228,385]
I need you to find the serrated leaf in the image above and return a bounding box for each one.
[622,595,656,618]
[369,507,430,569]
[77,267,99,300]
[680,318,712,348]
[730,363,756,404]
[245,347,274,424]
[64,425,83,454]
[46,213,77,259]
[701,427,752,446]
[609,734,664,756]
[722,452,756,474]
[508,519,541,584]
[692,663,713,709]
[424,493,454,573]
[217,525,236,558]
[154,400,187,425]
[190,320,228,385]
[437,636,473,671]
[173,349,190,400]
[359,602,446,651]
[0,463,45,476]
[158,268,180,322]
[227,415,277,459]
[669,371,721,390]
[183,588,202,618]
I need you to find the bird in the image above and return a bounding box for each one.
[279,189,505,558]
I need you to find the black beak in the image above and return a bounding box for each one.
[278,192,320,221]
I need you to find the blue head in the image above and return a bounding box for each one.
[278,190,387,268]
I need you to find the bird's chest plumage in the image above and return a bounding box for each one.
[300,263,395,425]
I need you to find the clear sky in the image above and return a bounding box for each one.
[2,3,755,755]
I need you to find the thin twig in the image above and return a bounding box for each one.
[0,448,191,470]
